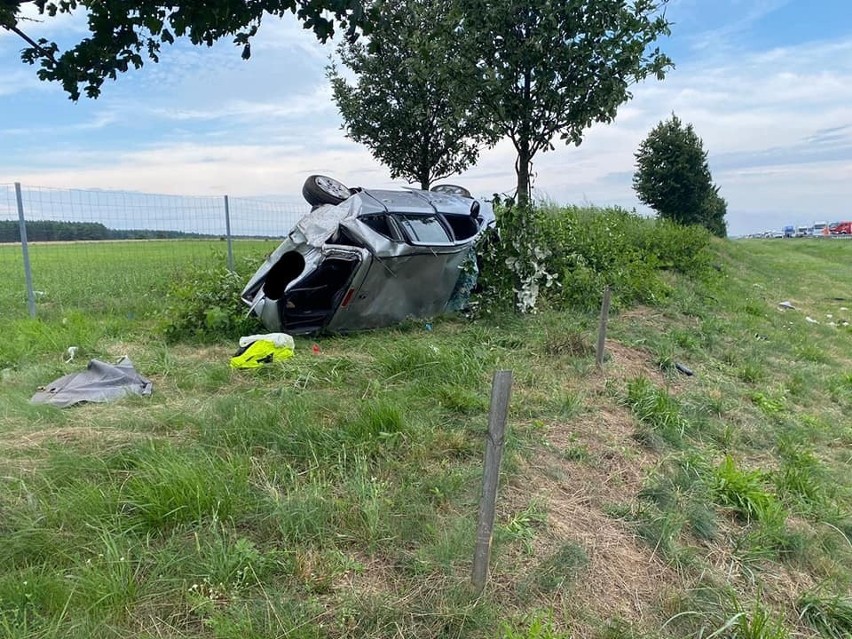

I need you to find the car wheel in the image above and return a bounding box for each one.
[431,184,472,198]
[302,175,351,206]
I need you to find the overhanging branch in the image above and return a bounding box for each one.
[4,22,57,63]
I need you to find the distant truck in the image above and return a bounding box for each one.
[812,221,829,237]
[783,225,795,238]
[795,226,810,237]
[830,221,852,235]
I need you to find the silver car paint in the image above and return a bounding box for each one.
[241,188,493,334]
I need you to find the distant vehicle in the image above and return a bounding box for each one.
[783,225,795,238]
[772,231,784,239]
[829,221,852,235]
[812,221,829,237]
[795,226,810,238]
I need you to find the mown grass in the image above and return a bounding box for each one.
[0,234,850,638]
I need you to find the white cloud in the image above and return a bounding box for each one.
[6,139,388,197]
[144,85,334,123]
[2,16,850,236]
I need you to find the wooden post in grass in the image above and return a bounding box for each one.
[596,286,612,369]
[472,370,513,595]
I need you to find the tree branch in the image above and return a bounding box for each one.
[5,23,56,63]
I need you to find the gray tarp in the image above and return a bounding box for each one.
[31,357,153,408]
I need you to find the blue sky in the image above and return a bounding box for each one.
[1,0,851,236]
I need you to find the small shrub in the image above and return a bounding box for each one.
[748,391,786,415]
[502,612,567,639]
[158,262,260,343]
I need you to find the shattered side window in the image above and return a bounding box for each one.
[394,214,451,244]
[359,214,396,239]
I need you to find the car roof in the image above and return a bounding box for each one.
[358,188,474,217]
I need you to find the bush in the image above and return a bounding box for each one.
[476,202,713,314]
[158,263,261,343]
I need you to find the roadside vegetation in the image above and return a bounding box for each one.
[0,207,850,638]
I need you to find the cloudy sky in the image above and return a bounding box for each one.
[1,0,850,236]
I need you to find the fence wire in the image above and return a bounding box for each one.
[0,183,309,321]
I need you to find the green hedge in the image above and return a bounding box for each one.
[477,204,713,312]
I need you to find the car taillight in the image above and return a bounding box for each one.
[341,288,356,308]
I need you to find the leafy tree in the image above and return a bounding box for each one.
[1,0,368,100]
[459,0,673,205]
[328,0,495,189]
[633,113,727,237]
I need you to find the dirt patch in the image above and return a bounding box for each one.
[545,482,675,624]
[495,378,677,631]
[603,341,668,387]
[492,462,676,634]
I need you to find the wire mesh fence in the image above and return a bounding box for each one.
[0,183,310,321]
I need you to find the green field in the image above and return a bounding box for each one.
[0,238,850,638]
[0,239,280,321]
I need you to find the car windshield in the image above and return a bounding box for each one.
[394,214,451,244]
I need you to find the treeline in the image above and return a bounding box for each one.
[0,220,209,243]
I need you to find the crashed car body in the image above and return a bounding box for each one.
[241,185,494,335]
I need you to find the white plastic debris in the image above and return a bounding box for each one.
[778,301,796,310]
[826,314,833,319]
[65,346,78,363]
[805,316,819,324]
[841,307,849,312]
[238,333,295,350]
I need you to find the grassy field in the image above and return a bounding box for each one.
[0,238,850,638]
[0,239,281,322]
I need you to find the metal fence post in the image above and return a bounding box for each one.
[224,195,235,273]
[15,183,36,318]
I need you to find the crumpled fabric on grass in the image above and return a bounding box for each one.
[31,357,153,408]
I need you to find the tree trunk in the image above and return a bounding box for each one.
[515,69,533,207]
[516,144,531,207]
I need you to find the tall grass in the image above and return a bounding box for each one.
[0,215,850,638]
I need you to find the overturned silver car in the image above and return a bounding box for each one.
[241,176,494,335]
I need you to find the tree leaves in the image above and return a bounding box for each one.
[633,114,728,237]
[458,0,673,204]
[2,0,369,100]
[328,0,496,188]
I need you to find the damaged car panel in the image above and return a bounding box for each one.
[241,182,494,335]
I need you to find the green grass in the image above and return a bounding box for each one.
[0,236,850,637]
[0,239,278,322]
[797,591,852,638]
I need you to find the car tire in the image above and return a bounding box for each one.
[430,184,472,198]
[302,175,351,206]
